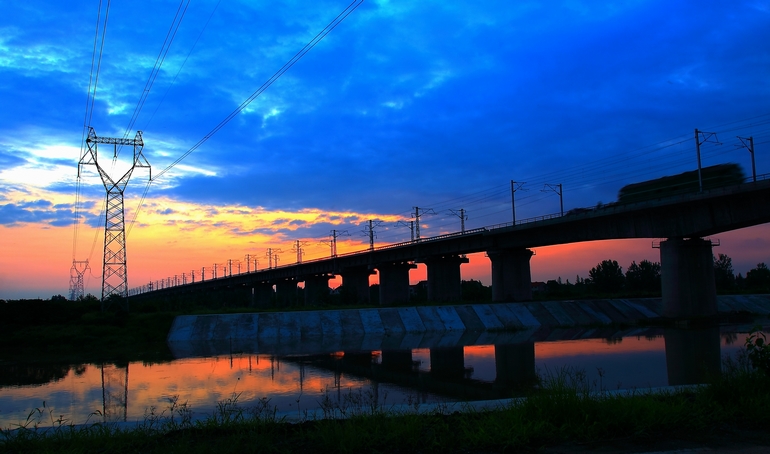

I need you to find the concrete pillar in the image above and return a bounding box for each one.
[229,285,253,307]
[304,274,333,306]
[487,248,534,302]
[380,350,414,372]
[495,343,537,389]
[660,237,717,318]
[376,261,417,305]
[252,282,274,307]
[343,351,375,366]
[340,266,375,304]
[429,347,466,380]
[423,254,470,302]
[274,278,299,307]
[664,327,721,385]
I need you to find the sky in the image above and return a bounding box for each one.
[1,0,770,300]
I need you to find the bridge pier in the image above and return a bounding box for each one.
[376,261,417,305]
[340,266,375,304]
[304,274,333,306]
[422,254,469,302]
[429,347,467,380]
[229,285,253,307]
[488,248,534,302]
[494,343,537,388]
[252,282,275,307]
[274,278,299,307]
[660,237,717,318]
[664,327,721,385]
[380,350,414,372]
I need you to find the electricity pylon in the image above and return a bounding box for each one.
[78,127,150,310]
[68,259,91,301]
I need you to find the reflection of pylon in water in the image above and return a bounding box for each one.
[101,363,129,423]
[68,260,90,301]
[78,127,150,310]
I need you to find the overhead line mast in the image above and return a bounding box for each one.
[79,127,151,310]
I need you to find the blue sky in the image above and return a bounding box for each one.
[1,0,769,299]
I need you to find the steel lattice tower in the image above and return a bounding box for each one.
[78,127,150,310]
[68,259,90,301]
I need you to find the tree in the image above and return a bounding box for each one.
[746,263,770,291]
[461,279,491,302]
[77,293,99,303]
[714,253,736,292]
[589,260,625,293]
[50,294,67,302]
[625,260,661,293]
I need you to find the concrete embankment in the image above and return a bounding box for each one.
[166,295,770,357]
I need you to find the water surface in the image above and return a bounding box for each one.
[0,325,756,429]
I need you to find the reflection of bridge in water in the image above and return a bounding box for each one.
[285,344,537,402]
[0,325,739,425]
[273,326,724,403]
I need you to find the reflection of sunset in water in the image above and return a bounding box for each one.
[0,330,749,429]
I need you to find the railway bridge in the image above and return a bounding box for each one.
[130,179,770,318]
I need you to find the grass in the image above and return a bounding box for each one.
[3,353,770,454]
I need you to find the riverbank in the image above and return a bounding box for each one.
[3,363,769,453]
[3,295,768,364]
[166,295,770,357]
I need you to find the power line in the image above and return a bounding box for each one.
[141,0,224,131]
[119,0,192,153]
[73,0,112,261]
[152,0,364,183]
[125,0,364,238]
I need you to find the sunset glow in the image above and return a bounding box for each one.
[1,1,768,299]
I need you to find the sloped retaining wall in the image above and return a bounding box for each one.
[166,295,770,357]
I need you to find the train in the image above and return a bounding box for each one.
[616,163,746,205]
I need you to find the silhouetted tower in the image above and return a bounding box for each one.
[542,183,563,216]
[266,248,282,269]
[737,136,756,182]
[293,240,308,264]
[510,181,526,224]
[327,229,350,257]
[68,259,91,301]
[694,129,721,192]
[245,253,260,272]
[395,220,415,241]
[362,220,383,250]
[449,209,467,233]
[412,207,436,240]
[78,127,150,309]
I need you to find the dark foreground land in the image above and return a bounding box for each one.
[2,299,770,453]
[3,362,770,453]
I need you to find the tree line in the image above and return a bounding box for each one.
[539,254,770,298]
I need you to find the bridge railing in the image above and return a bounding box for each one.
[485,212,564,232]
[129,212,573,295]
[746,173,770,183]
